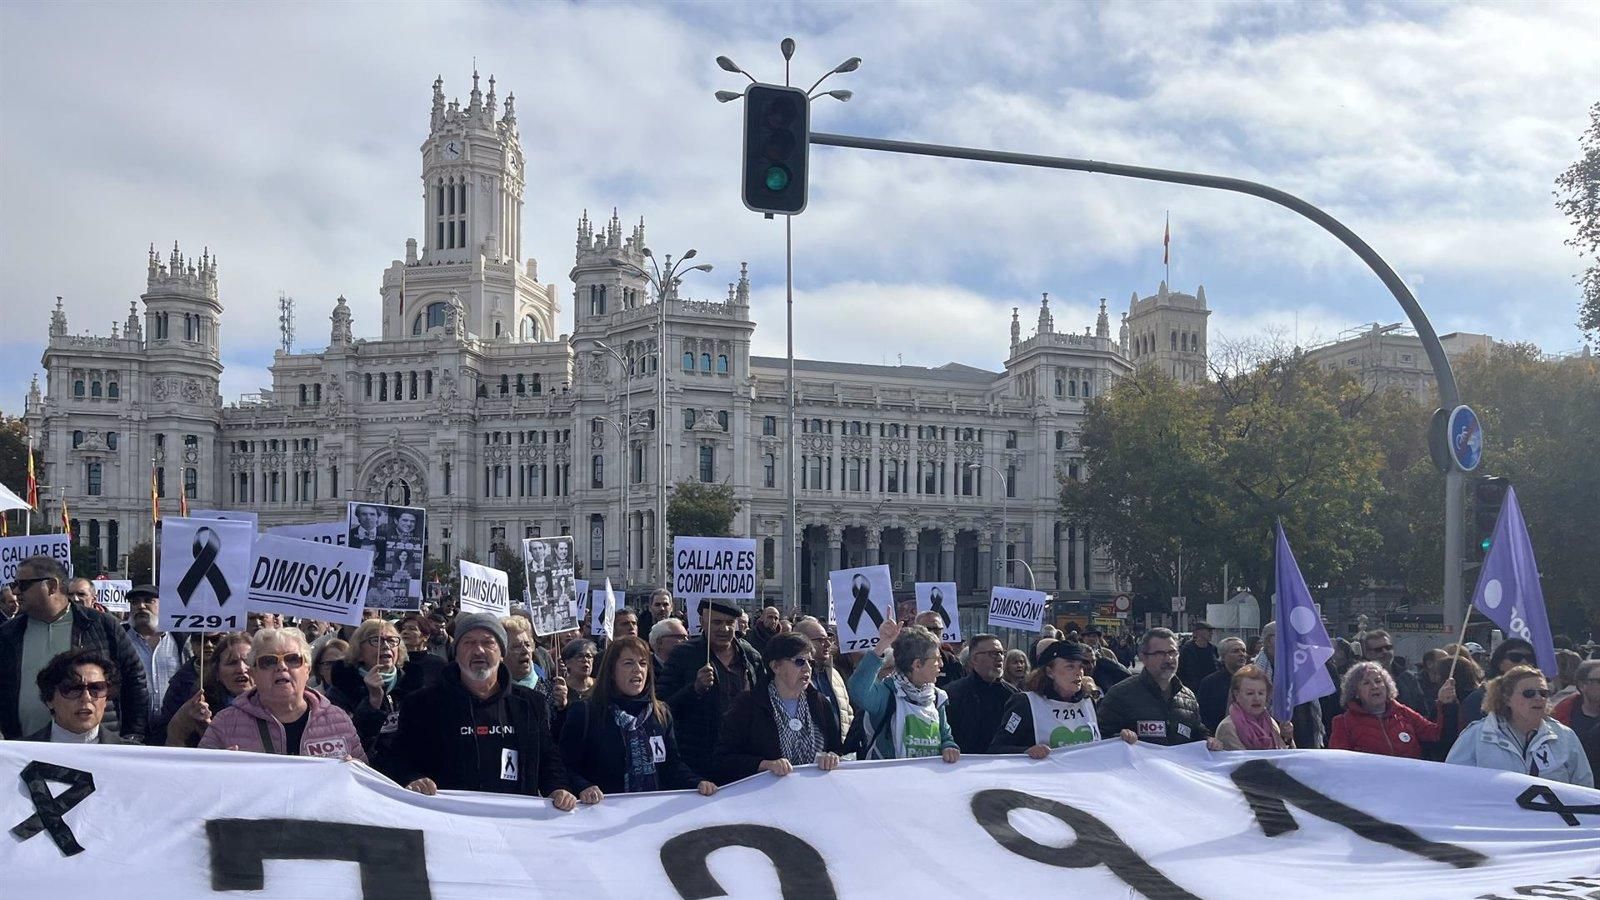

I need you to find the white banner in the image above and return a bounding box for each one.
[190,509,260,532]
[266,520,349,547]
[247,533,374,627]
[989,585,1048,633]
[93,579,132,614]
[458,559,510,617]
[0,534,73,584]
[915,581,962,644]
[158,517,254,632]
[673,536,757,634]
[573,579,590,620]
[829,564,895,653]
[4,742,1599,898]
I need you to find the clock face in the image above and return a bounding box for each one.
[443,140,461,160]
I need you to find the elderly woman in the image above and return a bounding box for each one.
[1002,649,1030,690]
[1214,664,1292,750]
[156,632,254,748]
[1328,660,1456,759]
[199,628,366,760]
[847,619,960,762]
[992,642,1134,756]
[560,635,717,799]
[559,638,599,699]
[27,648,136,743]
[397,613,448,686]
[323,618,436,770]
[713,632,844,782]
[311,638,348,691]
[1447,666,1593,786]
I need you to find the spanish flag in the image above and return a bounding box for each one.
[151,464,161,525]
[61,495,71,540]
[179,491,189,518]
[25,437,37,508]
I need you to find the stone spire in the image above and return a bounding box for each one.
[27,374,41,405]
[736,261,750,304]
[330,294,353,347]
[1119,312,1129,354]
[431,75,445,130]
[485,74,497,119]
[577,210,592,250]
[1010,307,1021,350]
[502,92,516,128]
[1095,297,1110,338]
[125,301,142,341]
[468,69,483,114]
[1158,280,1169,301]
[1037,292,1054,335]
[1196,284,1207,308]
[49,296,67,338]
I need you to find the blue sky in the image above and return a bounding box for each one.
[1,0,1594,410]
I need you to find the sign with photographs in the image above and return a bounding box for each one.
[522,535,578,636]
[346,502,426,611]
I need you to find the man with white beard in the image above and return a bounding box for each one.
[391,613,578,809]
[119,584,187,719]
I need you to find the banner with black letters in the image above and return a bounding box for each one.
[989,585,1048,632]
[246,533,374,627]
[0,534,73,584]
[93,579,132,614]
[158,516,253,632]
[266,520,348,547]
[3,741,1598,898]
[458,559,510,617]
[673,536,757,634]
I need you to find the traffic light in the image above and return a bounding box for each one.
[742,83,810,216]
[1473,475,1510,555]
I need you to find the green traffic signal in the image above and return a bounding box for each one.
[764,165,790,191]
[1480,537,1493,552]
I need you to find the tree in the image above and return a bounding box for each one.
[1554,101,1600,338]
[126,541,153,584]
[0,414,38,506]
[493,543,527,605]
[666,480,740,539]
[70,544,103,580]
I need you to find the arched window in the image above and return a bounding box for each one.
[520,315,540,342]
[72,430,84,448]
[716,355,729,374]
[682,352,695,372]
[107,432,118,450]
[414,302,449,335]
[764,454,776,488]
[493,321,502,337]
[90,380,102,398]
[683,409,697,430]
[1171,330,1178,351]
[73,380,85,398]
[531,374,542,395]
[107,382,119,399]
[184,467,198,498]
[700,353,712,372]
[500,374,509,395]
[86,462,102,496]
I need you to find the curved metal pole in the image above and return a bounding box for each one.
[809,131,1459,407]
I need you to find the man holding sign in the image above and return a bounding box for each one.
[657,598,761,783]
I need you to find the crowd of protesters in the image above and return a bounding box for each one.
[1,553,1592,810]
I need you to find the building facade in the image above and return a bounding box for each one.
[1303,322,1494,400]
[26,74,1214,615]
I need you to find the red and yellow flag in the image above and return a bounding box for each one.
[179,491,189,518]
[61,495,71,540]
[151,464,161,525]
[25,440,38,508]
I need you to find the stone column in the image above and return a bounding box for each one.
[866,528,882,567]
[940,529,957,585]
[827,524,844,572]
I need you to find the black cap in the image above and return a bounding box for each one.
[127,584,159,601]
[1037,641,1096,667]
[697,598,743,618]
[1191,621,1214,632]
[1083,626,1103,637]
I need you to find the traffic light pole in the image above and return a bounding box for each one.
[805,129,1469,628]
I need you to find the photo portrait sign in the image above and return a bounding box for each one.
[522,535,578,636]
[346,502,425,611]
[988,586,1048,633]
[158,516,254,632]
[829,564,895,653]
[0,534,73,584]
[246,534,374,627]
[914,581,962,644]
[458,559,510,618]
[673,536,757,634]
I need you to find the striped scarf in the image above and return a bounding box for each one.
[768,682,824,765]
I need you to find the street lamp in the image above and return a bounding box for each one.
[968,461,1025,588]
[592,411,649,586]
[593,340,633,584]
[609,252,713,588]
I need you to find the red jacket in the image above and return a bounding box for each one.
[1328,700,1441,759]
[1552,693,1580,727]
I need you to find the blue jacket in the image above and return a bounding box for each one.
[1445,713,1594,788]
[845,652,957,760]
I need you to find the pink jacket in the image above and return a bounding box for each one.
[198,688,367,762]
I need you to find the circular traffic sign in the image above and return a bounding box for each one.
[1447,405,1483,472]
[1113,594,1131,613]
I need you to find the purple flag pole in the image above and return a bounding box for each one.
[1272,520,1337,722]
[1468,486,1556,678]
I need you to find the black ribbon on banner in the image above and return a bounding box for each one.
[177,526,231,607]
[928,587,952,629]
[846,580,884,633]
[11,761,96,857]
[1517,784,1600,826]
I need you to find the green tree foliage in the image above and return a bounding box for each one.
[1554,102,1600,338]
[0,414,38,504]
[666,480,740,539]
[126,541,153,584]
[493,543,526,605]
[70,544,103,580]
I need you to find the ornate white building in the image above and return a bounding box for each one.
[26,73,1211,615]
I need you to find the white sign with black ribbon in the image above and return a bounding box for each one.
[158,517,253,632]
[914,581,962,644]
[829,564,895,653]
[458,559,510,617]
[246,533,375,627]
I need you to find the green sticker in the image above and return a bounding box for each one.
[1049,724,1095,747]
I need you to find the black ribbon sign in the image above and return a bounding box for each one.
[11,761,96,857]
[177,525,231,607]
[846,578,884,633]
[928,588,952,629]
[1517,784,1600,827]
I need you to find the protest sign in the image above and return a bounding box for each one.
[94,579,132,614]
[245,533,374,627]
[522,535,578,636]
[158,517,253,632]
[0,534,73,584]
[573,579,590,621]
[674,536,757,634]
[597,578,618,640]
[988,585,1048,632]
[266,520,349,546]
[458,559,510,617]
[190,509,259,532]
[829,564,894,653]
[6,741,1598,899]
[346,502,425,611]
[914,581,962,644]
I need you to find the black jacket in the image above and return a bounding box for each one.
[935,647,966,689]
[1091,655,1133,694]
[944,673,1018,755]
[1177,640,1220,689]
[559,696,703,794]
[1096,670,1208,746]
[0,604,150,741]
[656,634,763,778]
[322,657,438,779]
[390,662,568,796]
[711,685,844,783]
[1196,668,1233,734]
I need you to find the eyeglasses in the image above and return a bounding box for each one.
[570,654,597,662]
[11,576,51,593]
[253,653,308,670]
[971,649,1005,658]
[1519,688,1551,699]
[788,657,814,669]
[1369,644,1393,653]
[918,656,942,666]
[1142,649,1179,659]
[1504,652,1532,663]
[57,681,110,700]
[363,636,403,648]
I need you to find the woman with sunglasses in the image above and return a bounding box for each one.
[1446,665,1593,787]
[1459,638,1537,724]
[323,619,434,773]
[199,628,366,761]
[25,648,136,743]
[156,632,254,748]
[713,632,844,782]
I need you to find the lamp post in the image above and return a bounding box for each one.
[609,252,713,588]
[967,461,1013,588]
[592,339,631,585]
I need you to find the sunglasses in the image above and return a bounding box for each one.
[1519,688,1551,700]
[58,681,110,700]
[788,657,815,669]
[1504,652,1533,663]
[253,653,308,670]
[1369,644,1394,653]
[11,576,52,593]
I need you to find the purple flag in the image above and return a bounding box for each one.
[1272,521,1336,721]
[1469,486,1556,678]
